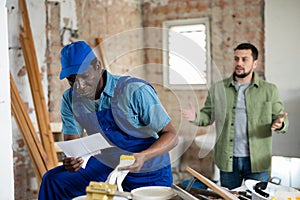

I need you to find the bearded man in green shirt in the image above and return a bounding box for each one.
[181,43,288,190]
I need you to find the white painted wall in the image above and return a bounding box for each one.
[6,0,47,195]
[265,0,300,188]
[265,0,300,158]
[7,0,47,124]
[0,1,14,199]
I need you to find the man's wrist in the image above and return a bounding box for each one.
[276,122,285,131]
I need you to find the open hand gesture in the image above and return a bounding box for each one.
[271,112,288,131]
[180,102,196,121]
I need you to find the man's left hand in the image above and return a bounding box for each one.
[118,153,146,173]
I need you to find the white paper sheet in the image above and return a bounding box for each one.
[56,133,114,168]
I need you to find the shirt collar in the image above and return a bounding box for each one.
[102,70,120,97]
[251,73,260,87]
[226,72,260,88]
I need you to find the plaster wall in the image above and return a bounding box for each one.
[0,1,14,199]
[7,0,47,199]
[265,0,300,188]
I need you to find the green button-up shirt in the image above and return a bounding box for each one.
[192,73,289,172]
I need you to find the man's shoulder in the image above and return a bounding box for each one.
[116,76,154,91]
[62,88,72,97]
[210,76,232,89]
[63,87,72,93]
[61,88,73,105]
[255,76,277,90]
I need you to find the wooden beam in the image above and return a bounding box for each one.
[10,74,49,183]
[19,0,58,168]
[95,37,110,71]
[186,166,239,200]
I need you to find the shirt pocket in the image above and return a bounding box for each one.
[259,101,272,123]
[248,101,272,123]
[130,114,140,126]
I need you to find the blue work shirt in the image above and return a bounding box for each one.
[60,70,170,139]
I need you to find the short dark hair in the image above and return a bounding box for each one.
[234,43,258,61]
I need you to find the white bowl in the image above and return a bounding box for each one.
[131,186,175,200]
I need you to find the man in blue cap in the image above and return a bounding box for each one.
[38,41,178,199]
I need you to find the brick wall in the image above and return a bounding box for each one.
[12,0,264,198]
[142,0,265,179]
[47,0,144,122]
[47,0,265,187]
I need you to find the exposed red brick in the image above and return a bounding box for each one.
[17,65,27,77]
[14,1,264,198]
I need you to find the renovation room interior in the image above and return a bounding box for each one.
[1,0,300,199]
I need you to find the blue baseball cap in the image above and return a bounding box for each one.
[59,41,96,80]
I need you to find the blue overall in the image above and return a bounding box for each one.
[38,77,172,200]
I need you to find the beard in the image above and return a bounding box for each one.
[234,66,252,78]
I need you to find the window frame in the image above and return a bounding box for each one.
[162,17,211,90]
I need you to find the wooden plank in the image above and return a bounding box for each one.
[186,166,239,200]
[95,37,110,71]
[19,0,58,168]
[10,74,49,182]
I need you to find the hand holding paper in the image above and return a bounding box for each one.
[56,133,114,168]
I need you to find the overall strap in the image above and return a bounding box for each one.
[111,76,159,139]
